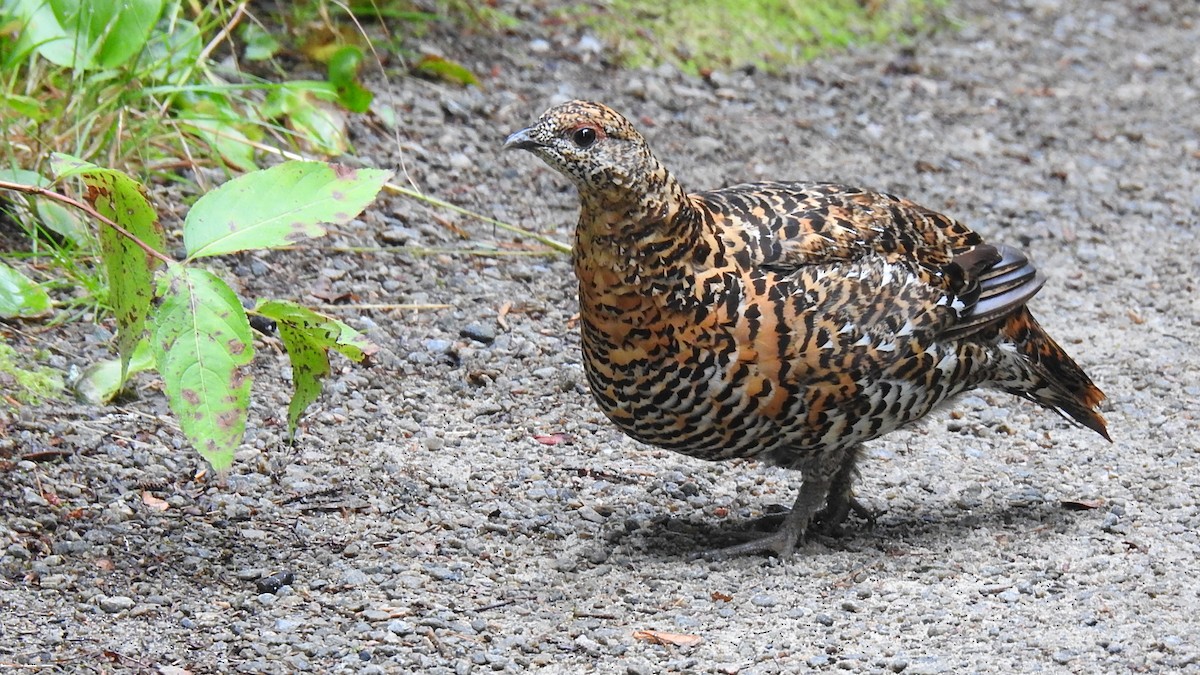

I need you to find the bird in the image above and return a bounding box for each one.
[504,100,1109,558]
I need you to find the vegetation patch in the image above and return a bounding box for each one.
[579,0,948,74]
[0,342,63,407]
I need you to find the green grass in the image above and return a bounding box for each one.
[579,0,948,74]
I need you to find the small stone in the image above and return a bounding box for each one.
[342,569,370,586]
[815,613,834,626]
[5,543,29,559]
[424,339,454,354]
[379,226,418,245]
[751,594,778,607]
[98,595,134,613]
[39,575,68,589]
[461,322,496,345]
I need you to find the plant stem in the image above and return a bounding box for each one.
[0,180,175,266]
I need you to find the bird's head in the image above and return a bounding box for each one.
[504,100,660,199]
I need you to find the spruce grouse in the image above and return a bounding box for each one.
[505,100,1109,558]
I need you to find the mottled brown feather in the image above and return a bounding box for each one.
[506,100,1109,556]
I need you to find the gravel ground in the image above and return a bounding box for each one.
[2,0,1199,672]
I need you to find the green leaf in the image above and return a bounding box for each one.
[10,0,165,69]
[240,22,280,61]
[183,160,392,259]
[0,92,45,120]
[73,338,156,405]
[51,153,166,378]
[327,45,374,113]
[176,113,259,172]
[152,264,254,470]
[413,55,480,87]
[140,17,202,83]
[254,299,377,439]
[263,82,350,156]
[34,199,93,248]
[0,262,52,319]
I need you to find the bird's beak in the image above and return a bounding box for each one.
[503,127,540,151]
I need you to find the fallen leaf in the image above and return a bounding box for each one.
[413,55,481,87]
[497,301,512,331]
[1061,498,1104,511]
[142,491,170,511]
[632,629,702,647]
[1127,309,1146,325]
[711,591,733,602]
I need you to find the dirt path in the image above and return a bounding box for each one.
[3,0,1199,672]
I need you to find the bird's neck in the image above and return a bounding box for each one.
[573,167,707,316]
[574,166,698,266]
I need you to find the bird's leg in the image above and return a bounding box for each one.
[814,445,877,534]
[696,459,837,560]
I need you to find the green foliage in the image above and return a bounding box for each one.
[50,154,165,377]
[413,55,481,87]
[183,161,391,259]
[580,0,948,74]
[0,261,51,318]
[1,0,383,198]
[255,300,377,439]
[0,342,63,406]
[1,160,390,469]
[152,264,255,469]
[73,338,155,405]
[327,46,374,113]
[7,0,165,70]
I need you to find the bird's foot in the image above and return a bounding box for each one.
[691,504,812,561]
[690,527,803,561]
[814,496,878,536]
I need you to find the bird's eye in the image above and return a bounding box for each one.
[571,127,598,149]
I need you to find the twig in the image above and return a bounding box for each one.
[312,303,450,311]
[0,180,174,266]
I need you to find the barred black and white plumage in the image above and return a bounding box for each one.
[505,100,1109,558]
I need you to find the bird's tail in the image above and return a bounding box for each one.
[998,308,1110,441]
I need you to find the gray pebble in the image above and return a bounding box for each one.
[461,322,496,344]
[98,595,134,613]
[751,593,779,607]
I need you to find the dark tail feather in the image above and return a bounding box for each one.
[1000,308,1110,441]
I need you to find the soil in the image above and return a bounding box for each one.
[2,0,1199,672]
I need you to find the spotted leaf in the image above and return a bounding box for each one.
[183,161,391,259]
[151,264,255,470]
[51,153,166,380]
[254,299,377,439]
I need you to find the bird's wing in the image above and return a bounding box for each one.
[692,182,1042,341]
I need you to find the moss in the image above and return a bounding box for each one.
[577,0,949,74]
[0,341,64,407]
